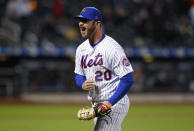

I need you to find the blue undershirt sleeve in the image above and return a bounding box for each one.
[75,73,86,89]
[108,73,134,105]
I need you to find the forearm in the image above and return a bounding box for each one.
[75,73,86,89]
[108,73,134,105]
[75,73,95,91]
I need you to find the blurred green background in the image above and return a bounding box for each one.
[0,104,194,131]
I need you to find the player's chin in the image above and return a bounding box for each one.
[81,34,87,38]
[81,33,88,38]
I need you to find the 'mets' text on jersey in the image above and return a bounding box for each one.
[81,53,103,69]
[74,35,133,102]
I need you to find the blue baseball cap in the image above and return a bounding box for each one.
[74,7,102,22]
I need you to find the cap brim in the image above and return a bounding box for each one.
[73,15,102,22]
[74,15,95,21]
[74,15,87,20]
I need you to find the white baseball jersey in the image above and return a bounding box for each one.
[74,35,133,103]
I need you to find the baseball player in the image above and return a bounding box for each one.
[74,7,134,131]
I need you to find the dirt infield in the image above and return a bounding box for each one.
[0,92,194,105]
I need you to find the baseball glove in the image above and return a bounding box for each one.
[77,103,112,120]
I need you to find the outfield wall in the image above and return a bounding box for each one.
[17,93,194,105]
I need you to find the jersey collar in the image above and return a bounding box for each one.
[91,34,105,48]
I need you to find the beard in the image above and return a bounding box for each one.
[82,21,96,39]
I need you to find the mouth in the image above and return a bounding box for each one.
[80,27,86,32]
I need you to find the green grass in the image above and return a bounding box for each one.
[0,104,194,131]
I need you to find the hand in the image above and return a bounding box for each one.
[102,101,112,108]
[96,101,112,116]
[97,101,112,113]
[82,79,95,91]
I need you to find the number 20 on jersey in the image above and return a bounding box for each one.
[95,70,111,81]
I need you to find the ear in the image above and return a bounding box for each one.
[96,21,102,26]
[97,21,101,24]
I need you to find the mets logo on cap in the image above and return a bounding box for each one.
[121,56,130,66]
[82,8,86,14]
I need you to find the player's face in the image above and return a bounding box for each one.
[78,19,96,38]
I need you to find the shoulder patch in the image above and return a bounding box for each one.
[121,56,130,66]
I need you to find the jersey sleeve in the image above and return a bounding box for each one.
[109,47,133,78]
[74,47,85,76]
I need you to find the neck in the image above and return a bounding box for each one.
[89,28,103,45]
